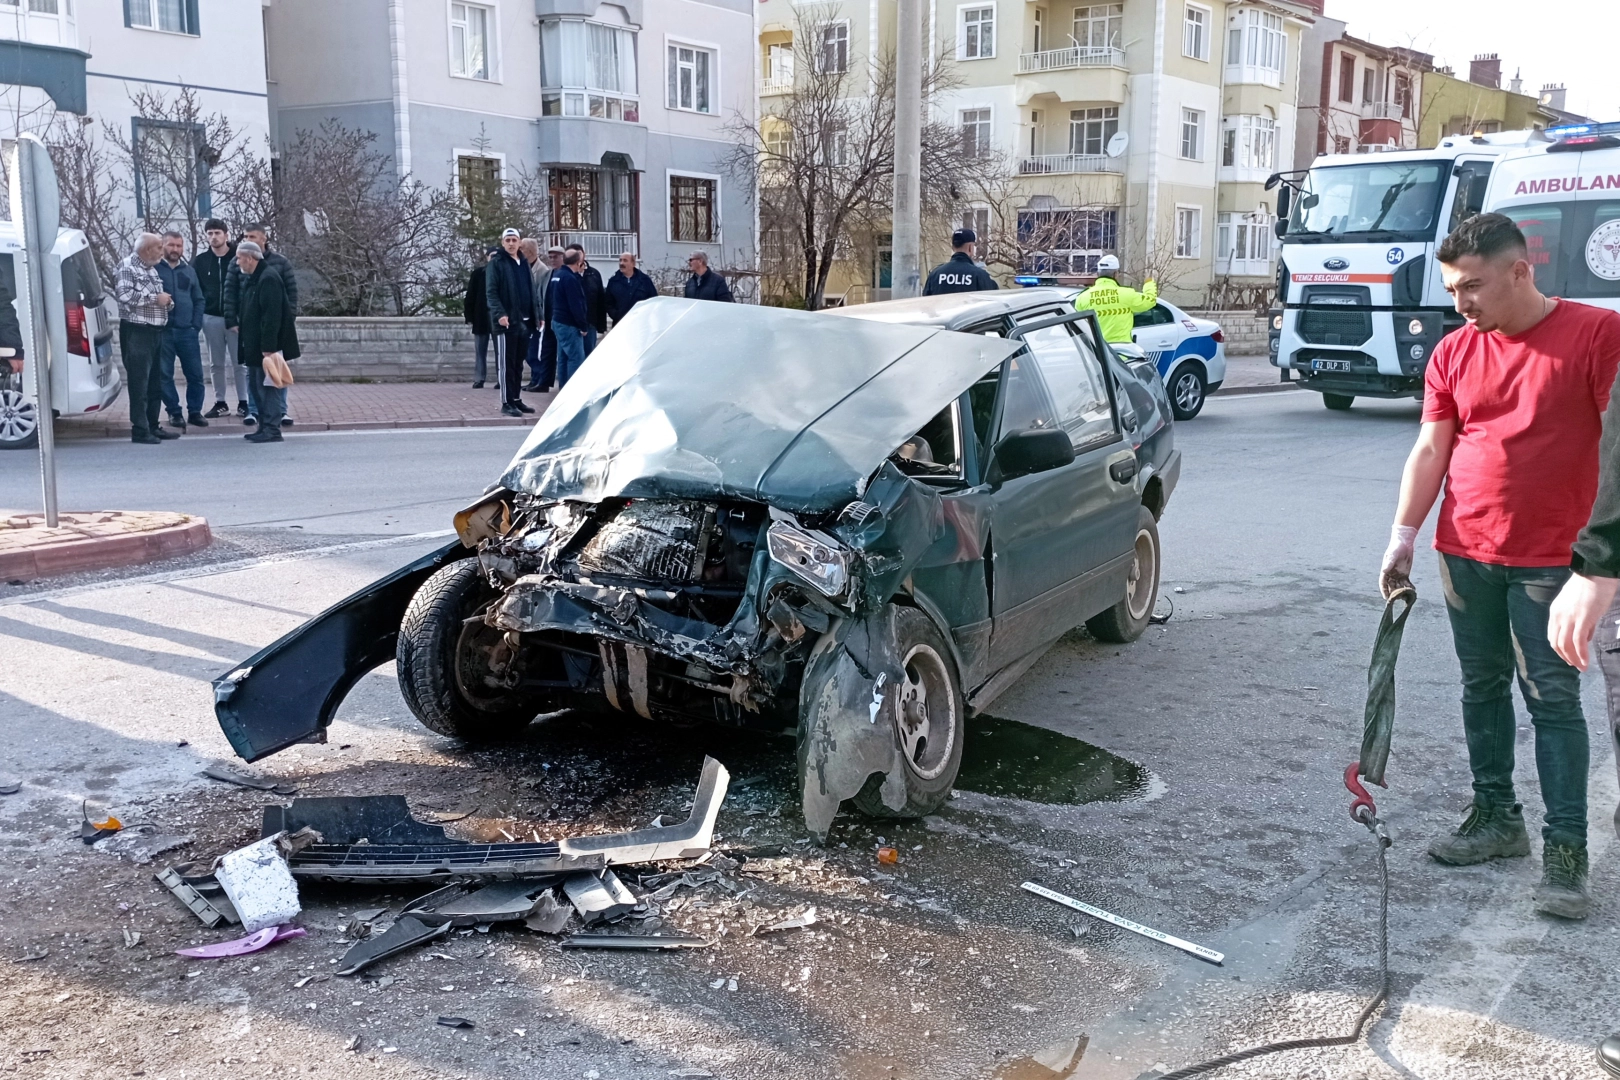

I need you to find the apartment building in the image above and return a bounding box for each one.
[265,0,756,277]
[1417,54,1556,147]
[756,0,1314,305]
[1303,34,1430,157]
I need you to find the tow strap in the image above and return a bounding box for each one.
[1155,588,1414,1079]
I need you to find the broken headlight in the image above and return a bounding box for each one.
[766,521,852,599]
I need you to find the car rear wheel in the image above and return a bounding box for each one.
[851,606,966,820]
[1086,505,1161,644]
[397,560,553,741]
[1167,362,1207,420]
[1322,393,1355,411]
[0,386,39,450]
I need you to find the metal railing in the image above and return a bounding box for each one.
[1017,153,1118,175]
[1017,46,1125,74]
[758,75,794,96]
[1364,102,1407,121]
[547,231,638,258]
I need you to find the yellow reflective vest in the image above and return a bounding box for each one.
[1074,276,1158,343]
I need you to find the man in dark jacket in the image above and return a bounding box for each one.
[234,240,298,444]
[683,251,733,302]
[551,249,591,387]
[923,229,998,296]
[154,230,208,430]
[192,218,243,419]
[564,244,607,353]
[534,246,564,392]
[225,223,299,427]
[484,227,535,416]
[605,252,658,325]
[463,249,492,387]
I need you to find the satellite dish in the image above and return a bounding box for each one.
[1106,131,1129,158]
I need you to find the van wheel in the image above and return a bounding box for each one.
[1086,505,1161,644]
[1322,393,1355,411]
[397,560,552,742]
[851,607,966,820]
[1167,362,1207,420]
[0,386,39,450]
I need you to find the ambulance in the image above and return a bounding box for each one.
[1483,122,1620,316]
[1267,131,1548,410]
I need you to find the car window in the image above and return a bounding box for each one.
[969,372,998,453]
[1133,303,1175,328]
[895,400,964,479]
[996,353,1060,441]
[1021,323,1116,450]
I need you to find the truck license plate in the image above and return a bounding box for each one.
[1312,359,1353,372]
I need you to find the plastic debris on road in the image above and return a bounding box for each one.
[175,924,305,958]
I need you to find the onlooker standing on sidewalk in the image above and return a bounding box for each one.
[605,252,657,327]
[193,219,244,420]
[565,244,606,354]
[225,222,299,427]
[551,248,591,387]
[535,245,564,392]
[463,248,492,388]
[519,238,551,391]
[154,230,207,430]
[235,240,299,444]
[683,251,732,302]
[115,233,175,444]
[484,227,534,417]
[1381,213,1620,920]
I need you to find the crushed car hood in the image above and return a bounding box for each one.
[499,297,1021,513]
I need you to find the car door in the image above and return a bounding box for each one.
[1131,302,1181,377]
[987,312,1140,670]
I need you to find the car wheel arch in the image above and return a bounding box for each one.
[891,586,971,690]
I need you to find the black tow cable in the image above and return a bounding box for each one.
[1155,588,1414,1080]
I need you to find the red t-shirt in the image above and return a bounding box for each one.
[1423,299,1620,566]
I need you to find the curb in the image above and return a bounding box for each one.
[0,517,212,583]
[51,416,539,441]
[1213,382,1300,397]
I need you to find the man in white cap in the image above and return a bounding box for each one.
[483,227,535,416]
[1074,254,1157,344]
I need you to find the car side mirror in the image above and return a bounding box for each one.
[990,428,1075,484]
[1275,185,1291,220]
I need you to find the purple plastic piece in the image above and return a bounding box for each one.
[175,924,305,958]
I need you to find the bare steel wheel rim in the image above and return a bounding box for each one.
[896,642,956,781]
[1125,527,1157,622]
[0,388,36,441]
[1173,370,1202,412]
[454,607,523,709]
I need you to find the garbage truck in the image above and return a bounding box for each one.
[1266,132,1547,410]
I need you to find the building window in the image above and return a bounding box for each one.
[132,119,206,221]
[450,2,492,80]
[1180,108,1203,160]
[126,0,199,35]
[1032,7,1042,52]
[548,167,638,236]
[960,108,992,157]
[959,6,994,60]
[1073,5,1122,51]
[456,154,502,210]
[819,21,849,73]
[540,20,639,122]
[1217,210,1274,272]
[1362,68,1375,105]
[1227,9,1284,81]
[1183,4,1209,61]
[670,174,718,243]
[1174,205,1201,259]
[816,121,849,167]
[962,205,990,242]
[1068,105,1118,156]
[1016,207,1118,275]
[766,42,794,83]
[1339,53,1356,102]
[1222,114,1276,171]
[667,43,715,114]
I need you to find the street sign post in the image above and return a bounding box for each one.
[9,134,61,527]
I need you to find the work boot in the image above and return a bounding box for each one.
[1598,1033,1620,1076]
[1534,842,1590,919]
[154,427,181,441]
[1427,802,1531,865]
[187,411,209,427]
[245,427,283,443]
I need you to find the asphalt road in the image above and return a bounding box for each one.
[1,396,1615,1080]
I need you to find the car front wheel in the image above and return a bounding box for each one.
[1167,362,1207,420]
[1086,505,1161,644]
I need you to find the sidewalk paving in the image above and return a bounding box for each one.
[0,510,211,581]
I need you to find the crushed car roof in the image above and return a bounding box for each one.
[825,287,1077,331]
[499,297,1021,513]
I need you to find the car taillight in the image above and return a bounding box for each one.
[1211,329,1225,343]
[65,301,89,357]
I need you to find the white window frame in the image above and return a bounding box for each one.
[957,3,995,61]
[666,36,720,115]
[1221,113,1276,174]
[1225,8,1285,87]
[1068,105,1119,157]
[1216,209,1276,274]
[452,148,507,197]
[817,19,850,74]
[766,42,795,82]
[666,169,722,245]
[959,106,993,157]
[448,0,499,82]
[1183,3,1210,61]
[1174,204,1202,259]
[127,0,199,35]
[1179,107,1203,160]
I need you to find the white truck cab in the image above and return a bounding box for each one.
[1485,123,1620,317]
[1268,131,1548,410]
[0,225,121,449]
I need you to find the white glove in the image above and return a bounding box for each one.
[1380,525,1418,597]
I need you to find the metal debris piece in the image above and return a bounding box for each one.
[1020,882,1223,965]
[523,890,571,935]
[175,925,305,959]
[155,866,236,929]
[94,830,191,865]
[122,929,141,949]
[555,757,730,865]
[200,764,299,796]
[753,906,818,936]
[336,916,452,977]
[404,879,560,928]
[436,1016,474,1029]
[559,933,709,950]
[563,869,638,924]
[216,835,302,933]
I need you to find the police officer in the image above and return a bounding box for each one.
[922,229,998,296]
[1073,254,1157,344]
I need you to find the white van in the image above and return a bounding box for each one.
[1485,123,1620,316]
[0,225,121,449]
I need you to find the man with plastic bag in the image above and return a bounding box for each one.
[1072,254,1156,344]
[235,241,299,444]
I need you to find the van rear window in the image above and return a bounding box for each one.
[60,247,104,305]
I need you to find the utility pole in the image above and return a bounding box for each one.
[11,135,59,528]
[892,0,922,298]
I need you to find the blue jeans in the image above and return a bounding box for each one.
[474,333,489,383]
[157,324,205,418]
[247,367,286,434]
[555,324,587,386]
[584,327,598,355]
[1440,553,1588,848]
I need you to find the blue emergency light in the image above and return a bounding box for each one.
[1548,120,1620,153]
[1013,275,1041,286]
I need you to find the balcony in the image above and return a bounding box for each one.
[1017,46,1126,74]
[548,231,638,259]
[759,74,794,96]
[1364,102,1407,121]
[1017,153,1118,176]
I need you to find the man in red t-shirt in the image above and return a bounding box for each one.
[1382,213,1620,920]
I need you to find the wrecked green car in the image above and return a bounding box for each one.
[214,292,1178,836]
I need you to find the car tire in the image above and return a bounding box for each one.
[1167,362,1207,420]
[397,560,551,742]
[1086,505,1161,644]
[1322,393,1355,411]
[0,385,39,450]
[850,606,966,820]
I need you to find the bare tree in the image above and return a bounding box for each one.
[970,169,1120,279]
[45,117,131,288]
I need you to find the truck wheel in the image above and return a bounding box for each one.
[1086,505,1161,644]
[1167,362,1207,420]
[0,386,39,450]
[851,606,966,820]
[1322,393,1355,411]
[397,560,550,742]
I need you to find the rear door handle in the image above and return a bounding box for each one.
[1109,458,1138,484]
